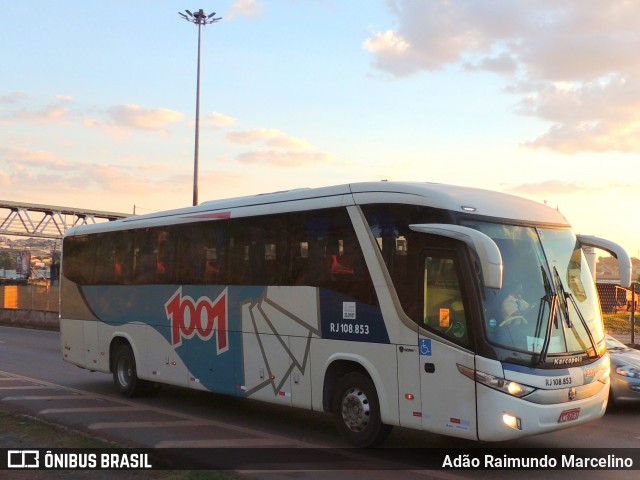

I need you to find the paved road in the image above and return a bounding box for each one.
[1,325,639,479]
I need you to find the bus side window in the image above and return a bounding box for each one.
[175,223,206,284]
[226,221,249,284]
[133,229,156,284]
[289,239,309,285]
[155,230,173,283]
[94,232,131,285]
[264,216,287,285]
[361,203,451,318]
[91,233,111,284]
[220,215,287,286]
[308,209,377,305]
[62,235,93,285]
[422,253,469,345]
[305,214,329,284]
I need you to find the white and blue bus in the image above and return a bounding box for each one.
[60,182,631,446]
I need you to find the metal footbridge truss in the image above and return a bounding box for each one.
[0,200,127,239]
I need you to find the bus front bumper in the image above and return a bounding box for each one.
[476,381,608,442]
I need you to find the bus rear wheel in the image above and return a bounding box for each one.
[333,372,391,447]
[112,343,149,397]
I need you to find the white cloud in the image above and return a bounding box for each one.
[363,30,410,54]
[228,0,263,18]
[364,0,525,75]
[365,0,640,153]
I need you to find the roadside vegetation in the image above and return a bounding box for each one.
[603,313,640,336]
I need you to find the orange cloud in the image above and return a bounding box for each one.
[225,126,330,167]
[205,112,236,128]
[107,104,184,130]
[2,146,72,169]
[236,150,330,167]
[85,104,184,137]
[0,96,72,124]
[507,180,596,195]
[226,128,312,150]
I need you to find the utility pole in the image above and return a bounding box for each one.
[179,9,222,206]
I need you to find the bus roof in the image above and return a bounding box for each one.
[65,181,570,236]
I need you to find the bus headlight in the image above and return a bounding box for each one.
[475,370,535,397]
[458,365,535,397]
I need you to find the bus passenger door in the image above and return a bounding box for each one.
[419,250,478,440]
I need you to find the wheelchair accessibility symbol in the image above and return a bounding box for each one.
[419,338,432,356]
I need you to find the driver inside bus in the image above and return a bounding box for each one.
[500,283,533,327]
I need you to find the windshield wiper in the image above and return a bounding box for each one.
[537,266,558,365]
[565,289,600,357]
[553,267,573,329]
[552,267,599,358]
[538,293,558,365]
[534,266,552,340]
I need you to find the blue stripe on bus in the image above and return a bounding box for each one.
[319,289,389,344]
[77,284,389,394]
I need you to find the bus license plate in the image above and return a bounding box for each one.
[558,408,580,423]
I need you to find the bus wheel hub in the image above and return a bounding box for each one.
[341,388,370,432]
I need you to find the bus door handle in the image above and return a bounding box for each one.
[424,363,435,373]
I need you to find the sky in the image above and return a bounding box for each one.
[1,0,639,258]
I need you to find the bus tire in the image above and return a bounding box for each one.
[333,372,392,447]
[112,343,148,397]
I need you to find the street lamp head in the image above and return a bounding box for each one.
[179,8,222,25]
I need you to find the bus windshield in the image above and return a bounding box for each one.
[465,222,603,358]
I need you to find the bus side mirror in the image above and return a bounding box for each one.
[577,234,632,288]
[409,224,503,289]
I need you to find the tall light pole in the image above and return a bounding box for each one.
[179,9,222,206]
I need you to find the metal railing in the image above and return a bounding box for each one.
[0,200,126,239]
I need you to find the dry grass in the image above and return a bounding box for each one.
[603,313,640,335]
[0,408,235,480]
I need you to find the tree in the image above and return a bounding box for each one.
[0,250,17,270]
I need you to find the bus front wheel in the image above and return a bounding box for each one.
[333,372,391,447]
[112,343,148,397]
